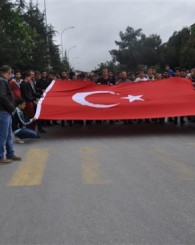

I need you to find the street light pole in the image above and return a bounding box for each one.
[72,62,80,71]
[69,57,79,72]
[44,0,52,69]
[67,45,77,61]
[70,56,79,65]
[61,27,74,60]
[44,0,48,26]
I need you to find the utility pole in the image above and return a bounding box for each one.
[61,27,75,60]
[44,0,52,70]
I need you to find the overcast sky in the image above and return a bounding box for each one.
[37,0,195,71]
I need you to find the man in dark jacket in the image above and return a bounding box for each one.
[97,68,115,85]
[20,71,46,133]
[0,65,21,164]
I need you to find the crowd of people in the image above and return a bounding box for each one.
[0,64,195,164]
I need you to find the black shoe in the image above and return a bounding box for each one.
[159,119,165,124]
[128,120,133,124]
[174,118,178,124]
[7,155,22,161]
[0,159,12,164]
[53,121,59,126]
[46,123,52,127]
[109,120,115,125]
[38,128,47,133]
[86,120,92,125]
[137,119,142,124]
[145,119,150,123]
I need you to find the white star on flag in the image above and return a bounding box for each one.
[122,95,144,103]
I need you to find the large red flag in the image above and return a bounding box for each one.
[35,78,195,120]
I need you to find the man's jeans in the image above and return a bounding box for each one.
[15,128,38,139]
[0,111,14,160]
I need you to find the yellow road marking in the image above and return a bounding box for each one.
[188,142,195,147]
[150,148,195,181]
[8,148,49,187]
[80,147,112,184]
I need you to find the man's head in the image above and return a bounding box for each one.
[22,71,31,82]
[121,71,127,80]
[180,69,187,78]
[15,70,21,80]
[60,70,68,79]
[129,72,135,81]
[147,68,153,75]
[152,67,157,75]
[108,71,113,78]
[175,67,181,77]
[117,72,122,80]
[155,73,162,80]
[79,72,86,80]
[138,70,145,78]
[0,65,12,80]
[162,70,169,79]
[42,71,48,79]
[35,71,41,81]
[165,65,170,70]
[47,72,54,82]
[191,68,195,77]
[102,68,108,78]
[16,99,26,110]
[29,70,35,81]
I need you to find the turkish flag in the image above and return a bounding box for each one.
[35,78,195,120]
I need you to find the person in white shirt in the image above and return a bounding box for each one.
[134,70,148,82]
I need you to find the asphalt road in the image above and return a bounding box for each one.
[0,121,195,245]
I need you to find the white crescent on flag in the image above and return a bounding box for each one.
[72,91,120,108]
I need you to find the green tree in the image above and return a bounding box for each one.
[0,0,62,72]
[23,1,50,70]
[14,0,27,14]
[47,25,63,72]
[161,28,191,69]
[96,61,121,74]
[110,26,162,71]
[0,0,37,69]
[180,25,195,68]
[23,1,63,71]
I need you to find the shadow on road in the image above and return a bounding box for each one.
[42,122,195,140]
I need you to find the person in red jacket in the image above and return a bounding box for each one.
[9,70,22,103]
